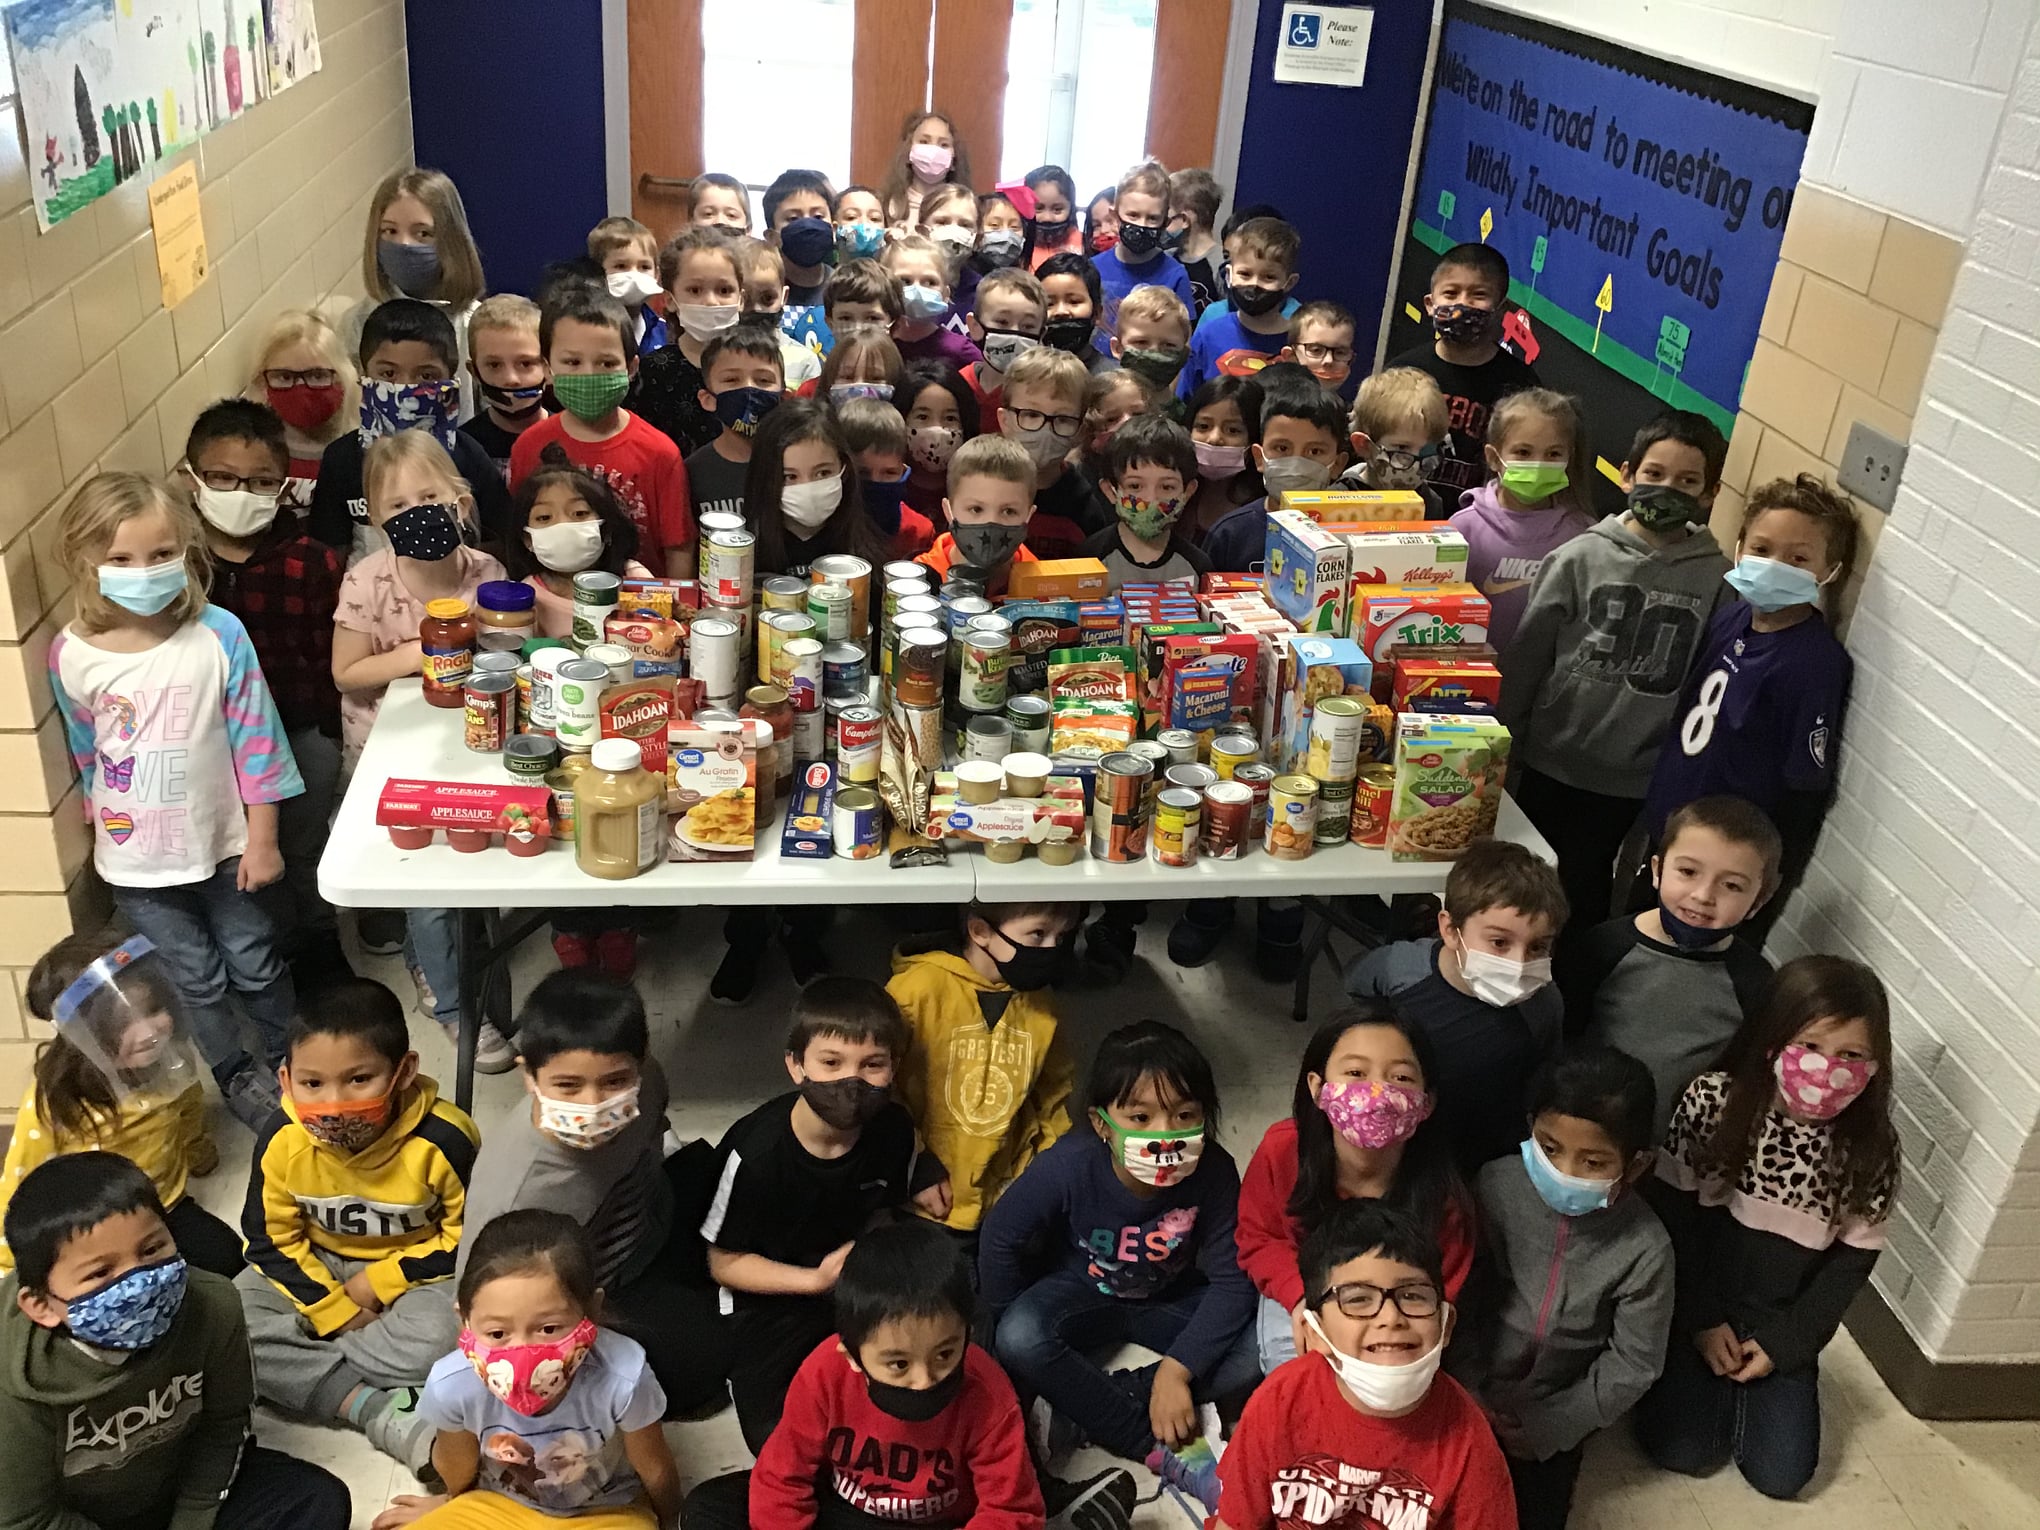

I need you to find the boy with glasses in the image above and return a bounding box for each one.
[996,346,1107,559]
[1284,300,1359,397]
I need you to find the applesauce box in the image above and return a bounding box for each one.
[1263,509,1352,634]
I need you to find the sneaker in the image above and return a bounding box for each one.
[1146,1438,1221,1514]
[708,942,761,1005]
[407,962,437,1020]
[359,1386,439,1480]
[595,929,638,980]
[440,1018,517,1074]
[219,1062,281,1133]
[356,909,406,956]
[1166,911,1231,968]
[1081,916,1137,983]
[1044,1467,1137,1529]
[552,932,594,969]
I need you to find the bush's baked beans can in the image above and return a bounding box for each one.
[1151,787,1202,867]
[701,526,755,606]
[811,554,872,640]
[1315,775,1355,847]
[1267,774,1320,860]
[761,575,808,613]
[822,642,867,701]
[896,628,947,708]
[1157,729,1199,765]
[779,637,824,713]
[528,647,575,734]
[463,672,515,753]
[834,704,882,782]
[832,785,882,859]
[1349,763,1397,848]
[1202,781,1252,860]
[1210,734,1259,780]
[1165,763,1217,794]
[1006,694,1051,755]
[806,580,853,643]
[758,610,816,684]
[690,618,741,708]
[553,659,609,752]
[1308,694,1367,783]
[1091,751,1154,863]
[1236,763,1276,842]
[959,630,1012,713]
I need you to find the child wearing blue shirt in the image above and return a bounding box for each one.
[1091,160,1196,342]
[1180,216,1302,397]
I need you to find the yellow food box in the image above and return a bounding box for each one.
[1006,558,1111,601]
[1279,489,1428,522]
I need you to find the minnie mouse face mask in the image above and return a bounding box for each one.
[1095,1110,1204,1188]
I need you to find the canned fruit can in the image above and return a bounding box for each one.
[553,658,609,750]
[811,554,873,640]
[806,580,853,643]
[822,642,867,700]
[1307,695,1367,782]
[1315,775,1355,846]
[1267,774,1320,860]
[1006,693,1051,755]
[1210,734,1259,780]
[895,628,947,708]
[779,637,825,713]
[1091,751,1154,863]
[959,630,1013,713]
[758,609,817,684]
[505,733,560,781]
[1201,781,1253,860]
[701,527,756,606]
[835,704,882,783]
[1151,787,1202,867]
[690,618,741,705]
[1349,763,1397,849]
[832,785,882,859]
[1237,763,1276,842]
[1157,729,1199,765]
[761,575,809,612]
[463,672,515,752]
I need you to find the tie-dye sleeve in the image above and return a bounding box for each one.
[46,631,98,795]
[202,606,305,805]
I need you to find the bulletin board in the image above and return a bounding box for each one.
[1385,2,1812,511]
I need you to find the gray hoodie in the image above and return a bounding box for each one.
[1499,516,1731,797]
[1470,1153,1674,1461]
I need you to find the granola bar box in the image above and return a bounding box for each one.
[1388,713,1510,862]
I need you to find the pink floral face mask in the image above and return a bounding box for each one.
[1317,1078,1433,1150]
[1774,1044,1876,1120]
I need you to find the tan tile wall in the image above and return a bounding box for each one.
[1712,185,1963,621]
[0,0,412,1115]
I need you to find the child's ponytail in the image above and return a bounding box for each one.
[25,935,130,1140]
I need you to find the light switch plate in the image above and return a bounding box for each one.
[1837,420,1907,513]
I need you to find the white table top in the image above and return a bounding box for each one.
[322,681,1552,909]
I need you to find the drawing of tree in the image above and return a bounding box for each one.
[202,29,219,127]
[147,97,161,159]
[101,104,120,180]
[76,66,100,168]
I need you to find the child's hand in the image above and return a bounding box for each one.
[237,841,285,892]
[343,1270,386,1316]
[1729,1338,1775,1383]
[394,639,424,675]
[337,1307,380,1333]
[812,1241,855,1294]
[1148,1359,1198,1451]
[1694,1324,1742,1376]
[372,1494,447,1530]
[913,1179,953,1220]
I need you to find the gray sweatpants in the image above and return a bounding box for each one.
[236,1250,461,1419]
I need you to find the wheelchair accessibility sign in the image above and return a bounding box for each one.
[1274,4,1373,87]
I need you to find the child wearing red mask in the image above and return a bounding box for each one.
[249,309,357,515]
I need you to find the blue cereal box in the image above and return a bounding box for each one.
[1263,509,1352,634]
[1274,634,1373,775]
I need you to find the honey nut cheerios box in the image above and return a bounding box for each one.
[1389,713,1511,863]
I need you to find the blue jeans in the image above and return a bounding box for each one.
[992,1267,1260,1460]
[115,859,295,1078]
[1256,1293,1299,1373]
[405,906,462,1023]
[1634,1334,1821,1499]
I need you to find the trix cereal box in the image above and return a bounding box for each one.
[1274,635,1373,775]
[1264,510,1352,634]
[1335,527,1470,587]
[1280,489,1428,522]
[1352,583,1492,663]
[1394,657,1503,715]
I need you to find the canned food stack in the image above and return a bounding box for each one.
[698,512,756,662]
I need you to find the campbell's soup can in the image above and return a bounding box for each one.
[1202,781,1252,860]
[834,704,882,783]
[1236,763,1276,842]
[1151,788,1202,868]
[1267,774,1320,860]
[1091,751,1154,863]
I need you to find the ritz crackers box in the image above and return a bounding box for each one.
[1264,510,1352,634]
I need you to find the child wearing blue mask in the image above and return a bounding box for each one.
[881,233,982,370]
[1468,1045,1671,1530]
[1636,475,1857,942]
[764,167,839,356]
[684,326,786,528]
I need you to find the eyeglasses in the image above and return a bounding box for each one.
[1007,407,1082,439]
[1315,1281,1441,1320]
[1294,342,1355,366]
[1376,445,1443,473]
[262,368,339,390]
[192,467,288,496]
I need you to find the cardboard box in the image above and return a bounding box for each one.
[1280,489,1428,522]
[377,780,554,839]
[779,760,837,860]
[1263,510,1352,633]
[1352,583,1492,663]
[1369,641,1498,705]
[1393,656,1503,715]
[1274,635,1373,775]
[1132,621,1218,733]
[1389,714,1511,862]
[1161,632,1261,743]
[1077,599,1126,645]
[1007,557,1110,601]
[667,716,762,862]
[1334,527,1470,588]
[925,772,1086,846]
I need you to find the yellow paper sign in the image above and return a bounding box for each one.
[148,163,209,311]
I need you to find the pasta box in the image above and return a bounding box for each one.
[1331,527,1470,588]
[1263,510,1352,634]
[1279,489,1428,522]
[1352,583,1491,663]
[1393,656,1503,715]
[779,759,838,860]
[667,716,762,862]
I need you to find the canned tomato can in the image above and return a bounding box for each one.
[1349,763,1397,849]
[505,733,559,782]
[1091,751,1154,863]
[528,647,575,733]
[690,617,741,707]
[806,580,853,643]
[835,704,883,783]
[1165,763,1217,794]
[896,628,947,708]
[779,637,825,713]
[1006,693,1051,755]
[1202,781,1253,860]
[811,554,873,640]
[822,642,867,701]
[761,575,809,613]
[959,630,1012,713]
[553,658,608,751]
[832,785,882,859]
[1267,774,1320,860]
[1210,734,1259,780]
[463,671,515,753]
[1157,728,1199,765]
[701,526,756,606]
[1237,763,1276,842]
[1151,787,1202,868]
[1308,695,1367,783]
[1315,775,1355,847]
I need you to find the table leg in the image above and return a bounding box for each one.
[455,908,483,1112]
[1293,896,1392,1024]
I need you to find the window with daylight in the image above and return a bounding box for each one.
[1000,0,1157,195]
[700,0,856,194]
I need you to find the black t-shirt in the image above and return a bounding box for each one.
[1387,342,1541,498]
[459,411,530,479]
[635,346,721,456]
[699,1092,918,1308]
[684,441,749,524]
[1181,254,1220,315]
[1023,466,1112,561]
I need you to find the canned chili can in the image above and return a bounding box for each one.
[690,617,741,707]
[1267,774,1320,860]
[1349,763,1397,849]
[463,672,515,753]
[1236,763,1276,842]
[1156,729,1199,765]
[701,526,755,606]
[1151,787,1202,868]
[761,575,809,613]
[1006,693,1051,755]
[832,785,882,859]
[1210,734,1260,780]
[1308,695,1367,783]
[553,658,608,752]
[959,630,1012,713]
[1091,751,1154,863]
[779,637,825,713]
[1315,775,1355,847]
[822,642,867,701]
[835,704,883,783]
[1201,781,1253,860]
[895,628,947,708]
[806,580,853,643]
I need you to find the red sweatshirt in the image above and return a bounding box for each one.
[1216,1357,1517,1530]
[750,1339,1042,1529]
[1237,1118,1475,1312]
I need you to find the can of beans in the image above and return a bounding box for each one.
[1165,763,1217,794]
[811,554,872,640]
[887,618,943,691]
[689,618,741,708]
[553,659,608,752]
[1151,787,1202,867]
[1157,729,1199,765]
[832,785,882,859]
[959,630,1012,713]
[505,732,559,783]
[806,580,853,643]
[835,704,882,783]
[1091,751,1154,863]
[778,637,825,714]
[1210,734,1259,780]
[895,628,947,709]
[570,571,621,651]
[1237,763,1276,842]
[761,575,810,613]
[1201,781,1252,860]
[701,526,755,606]
[463,672,515,753]
[1267,775,1320,860]
[1315,776,1355,847]
[1006,694,1051,755]
[1349,763,1397,849]
[528,647,574,734]
[1308,695,1367,783]
[822,642,867,701]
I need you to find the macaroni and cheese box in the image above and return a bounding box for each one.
[1161,632,1261,746]
[1352,583,1491,663]
[1133,621,1218,732]
[1389,714,1510,863]
[1274,635,1373,775]
[1335,527,1470,588]
[1393,656,1503,715]
[1007,557,1110,601]
[1280,489,1428,522]
[1264,510,1352,633]
[1077,598,1126,645]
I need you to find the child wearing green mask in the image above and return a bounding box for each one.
[1082,413,1213,590]
[1450,387,1592,652]
[508,286,696,577]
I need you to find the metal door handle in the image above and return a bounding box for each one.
[637,173,693,193]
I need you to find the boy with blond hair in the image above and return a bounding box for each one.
[461,295,549,474]
[734,238,822,385]
[918,433,1040,591]
[1284,299,1358,396]
[1181,216,1301,395]
[1111,284,1193,395]
[996,345,1104,559]
[1093,158,1195,330]
[1167,167,1224,312]
[589,214,666,353]
[963,265,1048,421]
[1340,365,1452,518]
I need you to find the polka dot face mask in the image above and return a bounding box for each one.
[1774,1044,1876,1120]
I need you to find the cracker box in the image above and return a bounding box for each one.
[1389,714,1511,862]
[1370,641,1498,705]
[1335,527,1471,588]
[1394,656,1503,715]
[1280,489,1428,522]
[1352,583,1492,663]
[1007,557,1110,601]
[667,716,762,862]
[1274,635,1373,775]
[1263,510,1352,634]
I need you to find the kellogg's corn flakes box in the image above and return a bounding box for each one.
[1264,510,1352,634]
[1334,528,1470,588]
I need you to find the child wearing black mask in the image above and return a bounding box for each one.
[890,903,1081,1241]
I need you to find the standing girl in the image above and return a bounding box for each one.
[1183,376,1264,541]
[504,451,652,640]
[341,169,488,411]
[49,475,301,1127]
[1636,955,1899,1501]
[898,361,980,527]
[247,309,358,513]
[1236,1008,1474,1372]
[880,110,971,229]
[1024,166,1082,271]
[636,228,747,456]
[882,234,982,370]
[377,1210,681,1530]
[919,182,984,325]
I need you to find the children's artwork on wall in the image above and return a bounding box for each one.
[191,0,264,126]
[261,0,318,95]
[5,0,125,230]
[1386,0,1812,514]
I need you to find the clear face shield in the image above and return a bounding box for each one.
[52,936,205,1106]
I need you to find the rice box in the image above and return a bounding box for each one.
[1334,528,1471,588]
[1274,635,1373,775]
[1389,714,1511,862]
[1263,510,1352,634]
[1279,489,1428,522]
[1352,583,1491,663]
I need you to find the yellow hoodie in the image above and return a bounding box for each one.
[244,1075,478,1335]
[889,946,1074,1231]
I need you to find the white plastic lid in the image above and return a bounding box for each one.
[590,738,642,773]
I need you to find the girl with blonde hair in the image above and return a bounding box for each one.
[341,168,489,414]
[245,308,359,510]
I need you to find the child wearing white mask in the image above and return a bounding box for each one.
[589,215,667,354]
[505,456,652,639]
[1214,1200,1516,1530]
[1345,840,1567,1178]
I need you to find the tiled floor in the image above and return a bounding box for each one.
[186,903,2040,1529]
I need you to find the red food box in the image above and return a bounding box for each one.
[1161,632,1261,737]
[376,780,554,847]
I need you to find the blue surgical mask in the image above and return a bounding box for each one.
[1521,1137,1618,1217]
[900,284,949,322]
[1725,554,1824,612]
[99,558,190,616]
[65,1256,189,1350]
